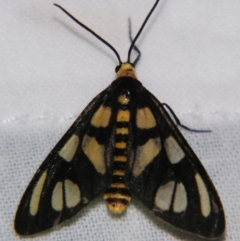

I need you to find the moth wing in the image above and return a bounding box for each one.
[127,88,225,238]
[15,88,114,235]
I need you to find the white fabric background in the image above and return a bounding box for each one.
[1,0,240,240]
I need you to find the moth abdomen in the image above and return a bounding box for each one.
[104,75,135,214]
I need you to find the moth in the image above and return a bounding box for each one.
[15,0,225,238]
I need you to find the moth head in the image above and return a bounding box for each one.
[115,63,136,79]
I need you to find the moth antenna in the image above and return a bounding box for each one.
[127,0,160,63]
[128,18,141,66]
[54,3,122,65]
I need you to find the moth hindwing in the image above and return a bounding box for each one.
[15,1,225,239]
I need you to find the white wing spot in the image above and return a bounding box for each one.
[136,107,156,129]
[59,134,80,162]
[64,179,81,208]
[164,136,185,164]
[173,182,187,213]
[29,171,47,216]
[133,138,161,176]
[91,106,111,127]
[195,173,211,217]
[82,135,106,174]
[155,181,175,211]
[51,182,63,211]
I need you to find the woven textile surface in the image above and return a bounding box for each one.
[1,1,240,240]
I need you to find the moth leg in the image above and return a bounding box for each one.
[162,103,211,133]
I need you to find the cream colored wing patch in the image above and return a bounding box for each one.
[195,173,211,217]
[164,136,185,164]
[51,182,63,211]
[133,137,161,176]
[64,179,81,208]
[51,180,81,211]
[155,181,188,213]
[58,134,80,162]
[82,135,106,174]
[136,107,156,129]
[173,182,187,213]
[29,171,47,216]
[155,181,175,211]
[91,105,111,128]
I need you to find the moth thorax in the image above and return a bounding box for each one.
[116,63,137,79]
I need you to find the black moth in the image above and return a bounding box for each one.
[15,0,225,238]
